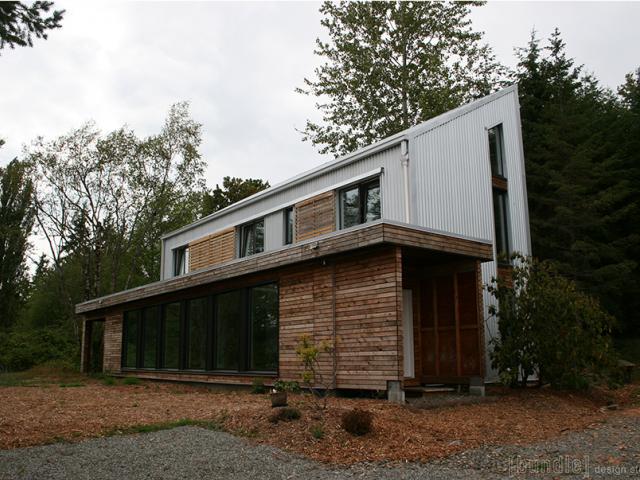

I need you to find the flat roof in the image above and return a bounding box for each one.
[77,220,493,315]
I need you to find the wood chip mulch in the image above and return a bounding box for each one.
[1,381,638,465]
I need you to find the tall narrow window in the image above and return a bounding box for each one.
[173,246,189,276]
[215,290,242,370]
[488,123,510,262]
[123,310,140,368]
[142,306,159,368]
[187,297,207,370]
[339,178,381,228]
[493,189,510,261]
[162,302,181,369]
[249,284,278,372]
[488,124,505,177]
[284,207,294,245]
[240,219,264,257]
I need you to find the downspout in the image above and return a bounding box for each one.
[400,139,411,223]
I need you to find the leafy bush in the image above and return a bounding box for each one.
[310,423,324,439]
[0,327,77,372]
[273,380,300,393]
[103,376,117,386]
[269,407,301,424]
[251,378,266,394]
[123,377,140,385]
[488,254,616,389]
[341,408,373,436]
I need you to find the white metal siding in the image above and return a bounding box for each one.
[162,146,404,279]
[264,211,283,251]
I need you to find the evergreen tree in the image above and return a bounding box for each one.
[298,1,504,156]
[0,1,64,53]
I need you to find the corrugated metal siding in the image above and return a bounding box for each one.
[408,89,530,380]
[162,146,403,278]
[264,211,283,251]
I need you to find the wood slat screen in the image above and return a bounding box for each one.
[189,227,236,272]
[294,191,335,242]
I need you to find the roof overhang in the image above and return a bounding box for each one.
[76,220,492,315]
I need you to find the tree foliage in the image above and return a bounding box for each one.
[202,176,270,217]
[0,1,64,53]
[0,158,34,330]
[298,1,504,156]
[514,30,640,334]
[488,254,616,389]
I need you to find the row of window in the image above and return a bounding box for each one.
[122,283,279,373]
[172,178,382,276]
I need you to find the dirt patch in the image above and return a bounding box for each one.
[1,379,639,464]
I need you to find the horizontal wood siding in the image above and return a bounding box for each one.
[189,227,235,272]
[103,313,122,373]
[294,191,335,242]
[334,247,401,389]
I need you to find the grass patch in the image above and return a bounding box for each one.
[123,377,141,385]
[104,418,225,437]
[59,382,85,388]
[0,360,84,387]
[102,377,117,386]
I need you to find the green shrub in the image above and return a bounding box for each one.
[251,378,266,394]
[310,423,324,439]
[269,407,301,424]
[488,254,617,389]
[123,377,140,385]
[0,327,77,372]
[103,377,117,386]
[341,408,373,436]
[59,382,84,388]
[273,380,300,393]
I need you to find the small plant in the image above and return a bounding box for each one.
[341,408,373,436]
[310,423,324,439]
[251,378,267,394]
[269,407,301,424]
[59,382,84,388]
[123,377,140,385]
[273,380,300,393]
[295,335,334,411]
[102,376,117,386]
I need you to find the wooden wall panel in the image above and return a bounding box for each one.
[189,227,235,272]
[294,191,335,242]
[103,313,122,373]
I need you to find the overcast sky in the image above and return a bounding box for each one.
[2,1,639,191]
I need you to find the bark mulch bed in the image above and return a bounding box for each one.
[1,379,638,464]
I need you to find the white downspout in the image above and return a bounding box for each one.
[400,139,411,223]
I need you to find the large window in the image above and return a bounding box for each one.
[284,207,294,245]
[249,284,278,371]
[339,179,381,229]
[215,290,242,370]
[488,124,505,177]
[122,283,278,374]
[240,219,264,257]
[173,246,189,277]
[123,310,140,368]
[162,303,181,369]
[142,307,159,368]
[187,297,208,370]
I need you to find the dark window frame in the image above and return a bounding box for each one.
[172,245,189,277]
[283,207,294,245]
[338,177,381,229]
[239,218,265,258]
[121,281,279,376]
[488,124,506,179]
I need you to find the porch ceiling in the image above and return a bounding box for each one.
[75,220,492,315]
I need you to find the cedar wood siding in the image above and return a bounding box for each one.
[91,246,404,390]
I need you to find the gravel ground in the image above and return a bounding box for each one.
[1,413,639,480]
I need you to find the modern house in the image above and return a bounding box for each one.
[76,85,530,401]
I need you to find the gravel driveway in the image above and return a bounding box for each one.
[1,413,639,480]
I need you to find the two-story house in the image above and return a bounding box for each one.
[76,85,530,401]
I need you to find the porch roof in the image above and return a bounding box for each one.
[75,220,492,315]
